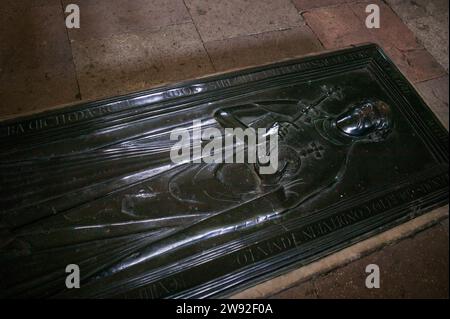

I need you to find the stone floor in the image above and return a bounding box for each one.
[0,0,448,298]
[269,214,449,299]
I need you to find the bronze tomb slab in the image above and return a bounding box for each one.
[0,44,448,298]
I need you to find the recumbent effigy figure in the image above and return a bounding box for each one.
[95,85,394,278]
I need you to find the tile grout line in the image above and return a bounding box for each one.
[364,0,424,53]
[415,73,450,85]
[200,26,307,45]
[286,0,331,51]
[298,10,326,50]
[379,0,445,65]
[413,72,449,85]
[181,0,217,72]
[63,21,195,44]
[59,0,82,101]
[187,0,311,46]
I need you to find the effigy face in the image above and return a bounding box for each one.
[0,44,448,298]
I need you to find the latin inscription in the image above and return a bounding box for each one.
[5,105,114,137]
[234,173,448,267]
[122,273,187,299]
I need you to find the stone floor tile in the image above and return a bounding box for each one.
[415,75,449,129]
[303,4,371,49]
[0,1,73,72]
[205,27,322,71]
[351,0,421,51]
[184,0,304,42]
[0,1,80,117]
[62,0,191,40]
[71,23,214,100]
[405,13,449,72]
[387,0,449,21]
[384,46,446,83]
[0,63,80,118]
[313,225,449,298]
[292,0,369,11]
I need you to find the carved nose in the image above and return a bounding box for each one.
[335,113,363,136]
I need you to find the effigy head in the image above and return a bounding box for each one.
[335,99,393,142]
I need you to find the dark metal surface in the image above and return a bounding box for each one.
[0,44,448,298]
